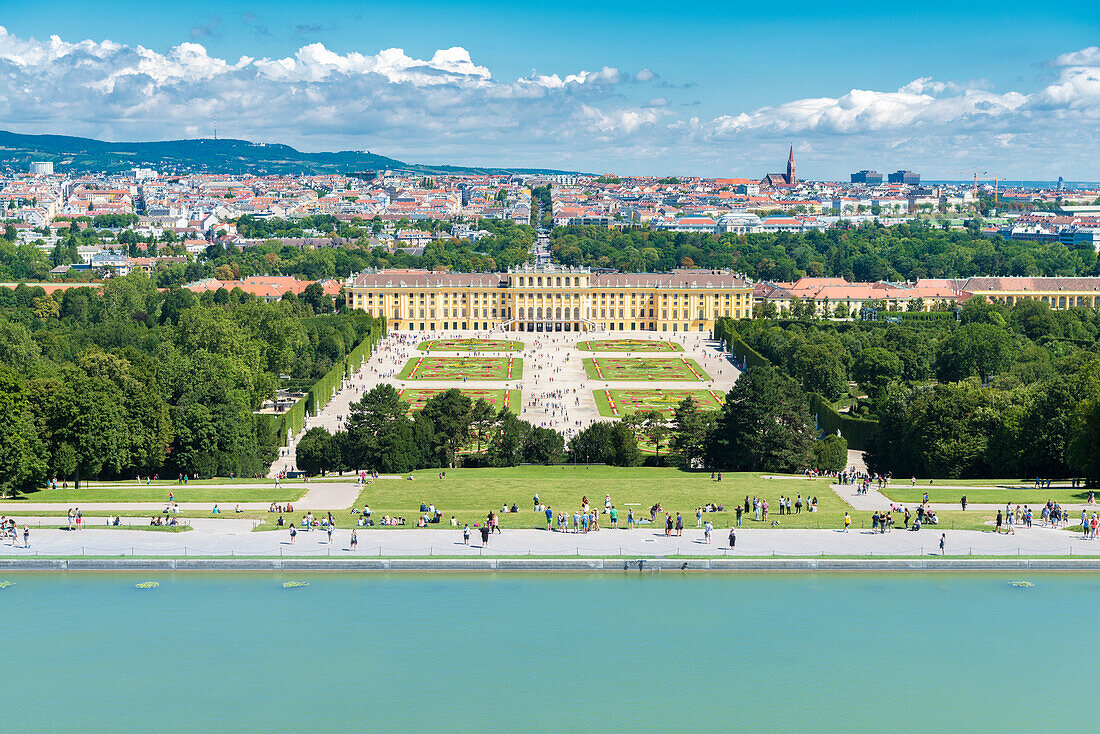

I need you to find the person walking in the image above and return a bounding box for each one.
[289,525,297,545]
[22,525,29,548]
[843,513,851,532]
[939,533,946,555]
[627,508,634,530]
[327,524,334,544]
[350,529,358,551]
[545,505,553,531]
[675,513,684,537]
[703,520,712,544]
[728,528,736,548]
[961,495,967,511]
[463,524,470,545]
[735,505,742,527]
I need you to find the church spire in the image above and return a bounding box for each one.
[787,144,796,184]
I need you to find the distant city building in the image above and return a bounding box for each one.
[28,161,53,175]
[851,170,883,185]
[888,170,921,185]
[761,146,796,187]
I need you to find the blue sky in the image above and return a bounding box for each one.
[1,1,1098,177]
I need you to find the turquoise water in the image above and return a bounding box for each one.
[3,572,1093,731]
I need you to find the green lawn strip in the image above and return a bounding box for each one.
[2,487,306,504]
[576,339,683,352]
[16,553,1088,560]
[882,487,1094,506]
[0,522,191,532]
[582,357,710,381]
[398,356,523,381]
[593,390,614,417]
[25,478,280,488]
[417,339,524,352]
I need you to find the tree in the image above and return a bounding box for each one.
[567,422,640,466]
[420,389,473,467]
[852,347,904,398]
[1069,397,1100,485]
[343,384,417,473]
[0,366,48,493]
[785,342,847,401]
[296,427,335,476]
[524,426,564,464]
[302,281,331,314]
[671,397,713,467]
[935,323,1013,383]
[488,409,530,467]
[705,365,816,472]
[468,399,498,453]
[638,410,670,466]
[813,434,848,472]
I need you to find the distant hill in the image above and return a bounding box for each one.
[0,130,579,176]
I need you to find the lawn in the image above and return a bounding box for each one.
[398,356,522,381]
[882,485,1096,506]
[2,486,307,504]
[399,388,522,415]
[576,338,683,352]
[418,338,524,352]
[594,388,726,417]
[582,357,710,381]
[342,466,990,531]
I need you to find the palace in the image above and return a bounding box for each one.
[344,264,754,333]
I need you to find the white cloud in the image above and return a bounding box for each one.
[0,27,1098,176]
[1052,46,1100,67]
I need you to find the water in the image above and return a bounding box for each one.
[3,572,1092,731]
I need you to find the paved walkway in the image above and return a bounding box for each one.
[0,481,366,513]
[830,483,1100,515]
[0,524,1093,557]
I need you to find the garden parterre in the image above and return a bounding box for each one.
[417,338,524,352]
[594,388,725,417]
[398,356,522,381]
[576,338,683,352]
[399,388,522,415]
[583,356,711,381]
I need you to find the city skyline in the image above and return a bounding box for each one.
[0,2,1098,177]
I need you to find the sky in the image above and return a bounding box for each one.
[1,0,1099,178]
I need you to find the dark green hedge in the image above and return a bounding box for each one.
[809,393,878,451]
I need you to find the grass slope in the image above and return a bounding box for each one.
[346,466,989,531]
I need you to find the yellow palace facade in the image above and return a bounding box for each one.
[344,264,754,333]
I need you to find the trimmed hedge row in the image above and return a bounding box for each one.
[267,317,386,448]
[809,393,878,451]
[716,316,880,450]
[714,318,770,369]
